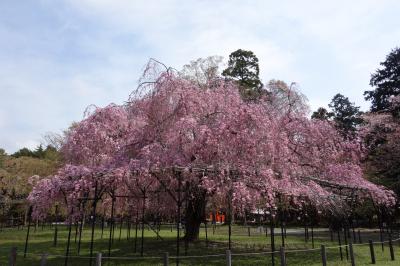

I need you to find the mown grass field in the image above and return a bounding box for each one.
[0,224,399,265]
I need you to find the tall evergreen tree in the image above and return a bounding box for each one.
[311,107,333,121]
[328,93,363,137]
[312,94,363,138]
[364,47,400,112]
[222,49,263,100]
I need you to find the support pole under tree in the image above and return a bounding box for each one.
[176,176,182,266]
[338,230,343,261]
[89,181,98,266]
[303,210,308,243]
[101,211,105,239]
[228,211,232,250]
[53,205,59,247]
[134,210,138,253]
[369,239,376,264]
[264,213,268,238]
[183,194,188,256]
[127,216,131,241]
[389,237,395,261]
[74,222,78,243]
[228,189,232,251]
[112,214,116,244]
[108,196,115,258]
[311,225,314,249]
[141,190,146,257]
[378,212,384,252]
[270,216,275,266]
[77,210,85,254]
[118,218,123,241]
[205,220,208,247]
[280,209,285,247]
[64,214,73,266]
[24,206,33,258]
[344,226,349,260]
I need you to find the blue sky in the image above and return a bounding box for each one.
[1,0,400,153]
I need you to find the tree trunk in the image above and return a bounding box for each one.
[184,189,206,241]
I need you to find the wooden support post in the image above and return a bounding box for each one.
[9,247,17,266]
[77,199,86,255]
[134,215,138,253]
[64,219,73,266]
[40,253,48,266]
[108,196,116,258]
[379,223,384,251]
[248,226,251,237]
[101,215,104,239]
[89,182,98,266]
[311,226,314,249]
[271,219,275,266]
[228,215,232,250]
[349,243,355,266]
[279,246,286,266]
[74,222,78,243]
[163,252,169,266]
[141,191,146,257]
[321,245,327,266]
[119,218,123,241]
[357,229,361,243]
[176,176,182,266]
[53,205,59,247]
[389,237,395,261]
[284,222,287,239]
[95,253,102,266]
[304,225,307,243]
[127,217,131,240]
[24,206,32,258]
[338,230,343,261]
[226,250,232,266]
[205,221,208,247]
[344,227,349,260]
[184,235,188,256]
[280,208,286,245]
[369,240,375,264]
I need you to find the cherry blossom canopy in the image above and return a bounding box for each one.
[29,63,396,220]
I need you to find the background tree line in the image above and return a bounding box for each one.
[0,145,60,225]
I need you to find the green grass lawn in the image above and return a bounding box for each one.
[0,224,399,265]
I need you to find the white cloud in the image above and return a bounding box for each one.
[15,139,40,151]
